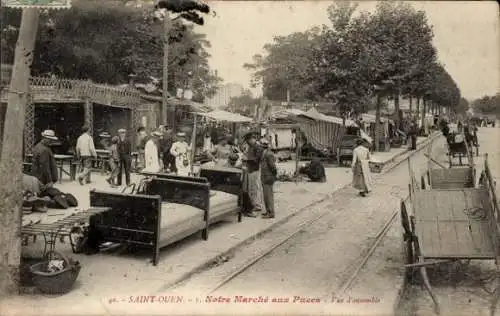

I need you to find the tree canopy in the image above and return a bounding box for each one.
[0,0,221,102]
[471,93,500,116]
[244,1,463,116]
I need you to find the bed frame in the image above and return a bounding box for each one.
[89,168,242,266]
[140,166,243,223]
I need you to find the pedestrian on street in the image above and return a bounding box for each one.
[408,121,418,150]
[161,127,177,173]
[76,125,97,185]
[116,128,132,186]
[260,138,277,219]
[106,136,120,186]
[32,129,59,186]
[351,138,373,197]
[143,130,163,173]
[136,127,149,170]
[242,130,264,216]
[170,132,191,176]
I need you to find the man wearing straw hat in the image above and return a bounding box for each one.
[76,125,97,185]
[143,129,163,173]
[32,129,59,186]
[170,132,191,176]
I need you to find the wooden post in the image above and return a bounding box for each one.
[84,97,93,136]
[189,114,197,175]
[0,8,40,295]
[294,127,300,182]
[374,94,382,152]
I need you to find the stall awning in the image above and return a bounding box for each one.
[301,108,358,127]
[197,110,253,123]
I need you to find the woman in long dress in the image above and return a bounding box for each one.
[143,130,163,173]
[170,132,191,176]
[351,138,373,197]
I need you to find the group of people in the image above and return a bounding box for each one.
[136,125,191,176]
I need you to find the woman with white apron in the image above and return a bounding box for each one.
[170,132,191,176]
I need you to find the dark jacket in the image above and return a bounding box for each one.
[245,143,262,173]
[260,148,277,185]
[117,138,132,157]
[32,141,58,185]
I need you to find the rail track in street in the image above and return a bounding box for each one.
[164,134,444,304]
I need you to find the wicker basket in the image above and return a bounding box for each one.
[369,161,383,173]
[30,250,81,295]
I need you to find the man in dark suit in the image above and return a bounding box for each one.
[259,138,277,219]
[32,130,59,186]
[116,128,132,186]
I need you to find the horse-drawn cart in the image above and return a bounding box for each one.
[401,154,500,315]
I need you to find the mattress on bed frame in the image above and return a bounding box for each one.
[159,190,238,243]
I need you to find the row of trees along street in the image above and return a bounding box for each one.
[0,0,218,296]
[243,2,464,151]
[471,93,500,117]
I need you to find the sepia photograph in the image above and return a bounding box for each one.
[0,0,499,315]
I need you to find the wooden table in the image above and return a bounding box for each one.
[25,154,76,182]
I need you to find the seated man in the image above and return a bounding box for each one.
[299,158,326,182]
[23,173,51,213]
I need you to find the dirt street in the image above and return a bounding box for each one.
[152,136,448,315]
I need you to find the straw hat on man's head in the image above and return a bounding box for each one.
[151,130,163,137]
[118,128,127,134]
[177,132,186,138]
[41,130,58,140]
[99,132,111,138]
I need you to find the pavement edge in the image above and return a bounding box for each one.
[155,131,442,293]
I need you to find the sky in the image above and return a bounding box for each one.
[198,1,500,101]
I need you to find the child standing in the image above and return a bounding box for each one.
[106,136,120,186]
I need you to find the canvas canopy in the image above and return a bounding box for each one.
[300,108,358,127]
[197,110,253,123]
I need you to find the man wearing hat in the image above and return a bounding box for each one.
[32,129,59,186]
[242,130,264,216]
[161,126,177,174]
[170,132,191,176]
[117,128,132,186]
[76,125,97,185]
[143,130,163,173]
[259,138,277,219]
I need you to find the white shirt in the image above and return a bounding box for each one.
[351,145,370,169]
[170,141,190,159]
[76,133,97,157]
[143,139,161,173]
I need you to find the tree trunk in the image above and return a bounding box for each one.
[416,97,420,123]
[375,94,381,152]
[0,8,39,294]
[394,93,400,129]
[409,96,413,114]
[0,8,40,296]
[421,98,427,129]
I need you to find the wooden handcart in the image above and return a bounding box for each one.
[422,144,476,190]
[402,154,500,315]
[446,133,474,167]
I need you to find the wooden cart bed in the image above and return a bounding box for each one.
[426,167,475,189]
[413,188,495,259]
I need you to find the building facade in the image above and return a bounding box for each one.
[204,83,245,109]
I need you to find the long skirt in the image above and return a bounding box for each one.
[245,170,264,211]
[352,159,373,193]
